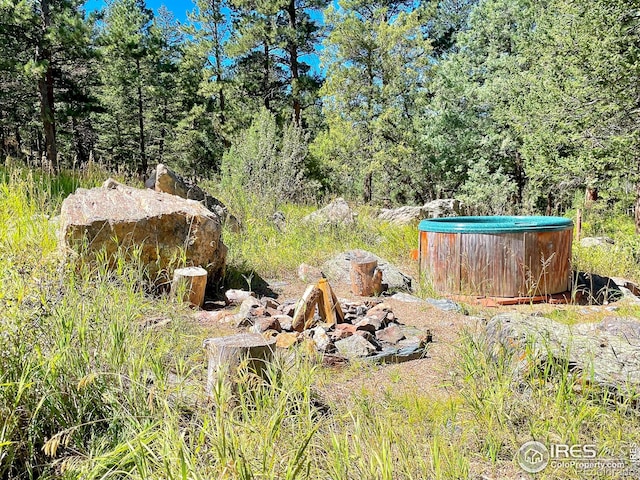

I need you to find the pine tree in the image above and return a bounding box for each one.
[0,0,91,171]
[94,0,156,174]
[314,0,431,204]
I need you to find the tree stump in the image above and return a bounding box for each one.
[203,333,276,398]
[350,255,383,296]
[172,266,207,308]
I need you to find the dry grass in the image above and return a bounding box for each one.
[1,166,639,479]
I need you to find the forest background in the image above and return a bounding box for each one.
[1,0,639,226]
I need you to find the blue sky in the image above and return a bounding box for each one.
[83,0,325,74]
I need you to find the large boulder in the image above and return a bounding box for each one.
[422,199,461,218]
[322,249,414,292]
[377,199,462,225]
[377,206,423,225]
[59,179,227,284]
[486,313,640,397]
[146,164,240,232]
[303,197,356,226]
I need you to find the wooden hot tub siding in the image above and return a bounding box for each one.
[419,228,573,297]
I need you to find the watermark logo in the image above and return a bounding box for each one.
[516,442,640,476]
[517,441,549,473]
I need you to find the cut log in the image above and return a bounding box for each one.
[203,333,276,398]
[350,255,383,296]
[330,286,345,323]
[292,285,321,332]
[317,278,344,325]
[172,266,207,307]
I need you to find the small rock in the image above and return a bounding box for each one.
[302,197,357,227]
[298,263,323,282]
[262,329,280,339]
[367,344,427,364]
[580,236,615,248]
[354,331,381,350]
[271,211,286,232]
[239,296,261,318]
[234,314,252,328]
[192,310,235,324]
[391,292,425,303]
[376,324,406,344]
[367,302,391,313]
[335,334,377,358]
[335,323,357,334]
[279,303,296,318]
[250,317,282,334]
[355,317,379,333]
[273,315,293,331]
[330,327,354,341]
[344,313,359,323]
[426,298,461,312]
[275,332,300,348]
[225,289,254,304]
[262,297,280,309]
[309,326,335,353]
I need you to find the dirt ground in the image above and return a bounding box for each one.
[193,271,639,407]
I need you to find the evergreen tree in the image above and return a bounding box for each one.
[0,0,92,171]
[94,0,157,174]
[314,0,431,204]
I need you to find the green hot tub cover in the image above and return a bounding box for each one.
[418,216,573,234]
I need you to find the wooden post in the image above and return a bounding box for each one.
[172,266,207,308]
[203,333,276,398]
[576,208,582,241]
[350,254,383,296]
[291,284,321,332]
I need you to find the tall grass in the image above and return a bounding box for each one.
[1,167,639,479]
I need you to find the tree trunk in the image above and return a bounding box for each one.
[158,97,167,163]
[286,0,301,125]
[263,41,270,110]
[363,171,373,204]
[585,186,598,203]
[635,179,640,234]
[14,125,22,158]
[71,116,87,166]
[36,0,57,174]
[211,3,226,125]
[135,57,147,175]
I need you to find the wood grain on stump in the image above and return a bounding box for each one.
[292,284,321,332]
[172,266,207,308]
[317,278,344,324]
[203,333,276,398]
[350,255,383,296]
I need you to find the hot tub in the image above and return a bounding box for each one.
[418,216,573,297]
